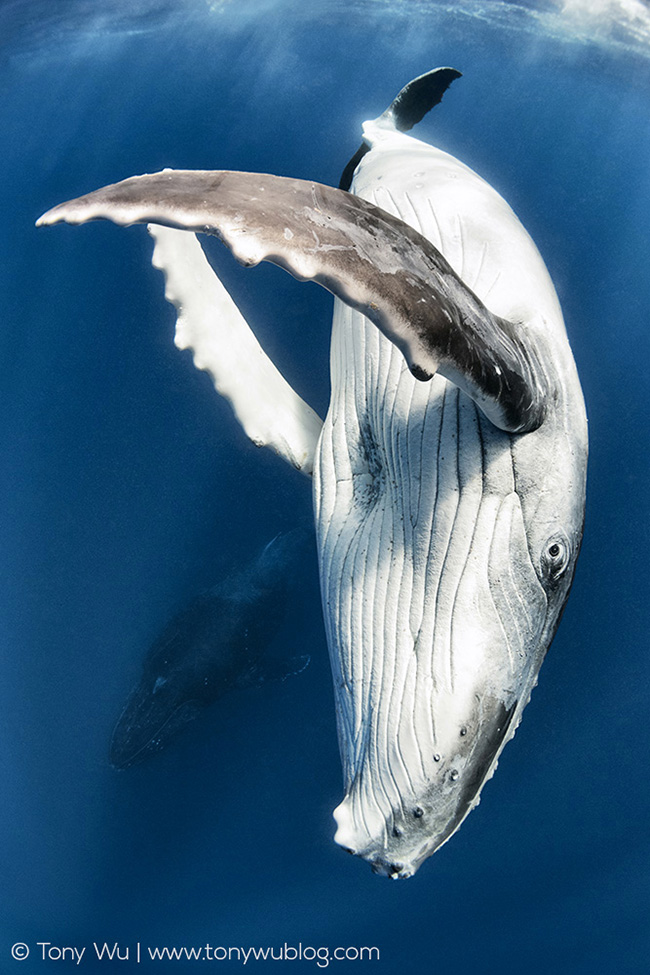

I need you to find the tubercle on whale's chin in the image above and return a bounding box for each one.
[332,798,433,880]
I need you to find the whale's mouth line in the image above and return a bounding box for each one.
[110,698,202,769]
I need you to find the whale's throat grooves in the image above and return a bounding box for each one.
[313,166,548,875]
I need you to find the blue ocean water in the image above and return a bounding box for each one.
[2,1,650,972]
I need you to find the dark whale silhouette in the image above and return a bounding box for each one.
[110,530,310,769]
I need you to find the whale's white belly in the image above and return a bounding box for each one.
[313,139,550,869]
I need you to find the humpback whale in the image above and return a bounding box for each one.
[37,69,587,877]
[110,531,310,769]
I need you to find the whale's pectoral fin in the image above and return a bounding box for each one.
[234,653,311,689]
[147,224,322,475]
[340,66,462,190]
[37,170,547,433]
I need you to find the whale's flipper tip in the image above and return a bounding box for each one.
[36,208,62,227]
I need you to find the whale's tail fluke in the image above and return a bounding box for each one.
[339,66,462,190]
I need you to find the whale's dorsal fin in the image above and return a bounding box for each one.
[37,169,547,433]
[339,67,462,190]
[234,653,310,689]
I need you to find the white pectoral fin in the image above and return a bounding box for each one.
[148,224,323,475]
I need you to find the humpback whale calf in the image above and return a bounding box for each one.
[37,68,588,877]
[110,531,310,769]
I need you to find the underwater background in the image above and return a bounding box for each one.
[2,0,650,971]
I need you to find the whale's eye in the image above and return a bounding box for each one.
[541,534,570,584]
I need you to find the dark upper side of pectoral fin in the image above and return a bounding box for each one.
[37,169,547,434]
